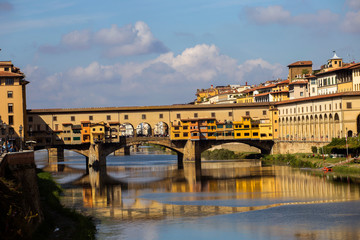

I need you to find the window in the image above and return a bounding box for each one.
[263,110,266,115]
[329,104,331,110]
[7,91,13,98]
[142,114,146,119]
[339,103,342,109]
[8,115,14,125]
[5,78,14,85]
[183,133,188,137]
[300,92,303,96]
[124,115,128,120]
[55,124,59,130]
[8,103,13,113]
[244,133,250,136]
[228,112,233,117]
[71,116,75,121]
[246,111,250,116]
[194,113,198,118]
[176,114,181,119]
[107,115,111,120]
[89,116,93,121]
[347,102,352,109]
[53,116,57,121]
[159,114,163,119]
[253,132,259,136]
[183,126,188,130]
[211,112,216,118]
[28,116,33,122]
[175,134,180,138]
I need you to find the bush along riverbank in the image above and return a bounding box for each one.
[202,149,360,175]
[32,170,96,240]
[201,149,262,160]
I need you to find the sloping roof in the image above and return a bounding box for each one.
[0,71,24,77]
[254,92,270,97]
[276,79,289,85]
[315,63,356,76]
[288,61,312,67]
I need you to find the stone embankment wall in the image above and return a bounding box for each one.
[272,141,329,154]
[0,151,44,237]
[208,143,261,153]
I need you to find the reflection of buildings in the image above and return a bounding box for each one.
[60,164,360,221]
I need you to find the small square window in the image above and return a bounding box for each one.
[246,111,250,116]
[159,114,163,119]
[71,116,75,121]
[177,114,181,119]
[211,112,216,118]
[194,113,198,118]
[53,116,57,121]
[142,114,146,119]
[107,115,111,120]
[124,115,128,120]
[228,112,233,117]
[7,91,13,98]
[347,102,352,109]
[89,116,93,121]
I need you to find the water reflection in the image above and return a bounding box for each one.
[35,150,360,240]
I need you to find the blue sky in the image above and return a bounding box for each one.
[1,0,360,108]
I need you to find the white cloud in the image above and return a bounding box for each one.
[347,0,360,10]
[27,44,286,108]
[342,10,360,33]
[39,21,168,57]
[61,30,92,49]
[245,5,291,25]
[245,5,339,27]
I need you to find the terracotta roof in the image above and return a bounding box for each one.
[0,71,24,77]
[62,123,73,125]
[288,61,312,67]
[275,91,360,105]
[276,79,289,85]
[108,121,120,125]
[81,121,91,123]
[315,63,357,76]
[254,92,270,97]
[349,63,360,69]
[289,80,308,85]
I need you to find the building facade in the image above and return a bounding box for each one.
[0,61,28,148]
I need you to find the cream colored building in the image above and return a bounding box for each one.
[276,92,360,142]
[0,61,28,148]
[351,64,360,91]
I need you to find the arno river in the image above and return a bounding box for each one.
[35,147,360,240]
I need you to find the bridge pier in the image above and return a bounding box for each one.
[177,152,184,169]
[182,140,201,174]
[88,143,107,168]
[48,147,64,164]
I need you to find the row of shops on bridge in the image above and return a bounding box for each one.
[28,115,276,147]
[170,117,275,141]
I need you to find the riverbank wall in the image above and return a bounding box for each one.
[0,151,44,238]
[272,141,329,154]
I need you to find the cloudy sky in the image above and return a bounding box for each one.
[1,0,359,109]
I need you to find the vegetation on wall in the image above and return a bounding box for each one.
[201,149,262,160]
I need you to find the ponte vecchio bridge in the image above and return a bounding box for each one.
[26,92,360,169]
[26,102,277,169]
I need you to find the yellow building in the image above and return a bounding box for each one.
[90,122,107,144]
[195,85,218,104]
[0,61,28,148]
[272,79,289,102]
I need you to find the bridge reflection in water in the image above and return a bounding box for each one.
[44,158,360,222]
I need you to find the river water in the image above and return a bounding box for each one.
[35,147,360,240]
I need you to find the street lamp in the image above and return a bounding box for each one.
[19,125,23,151]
